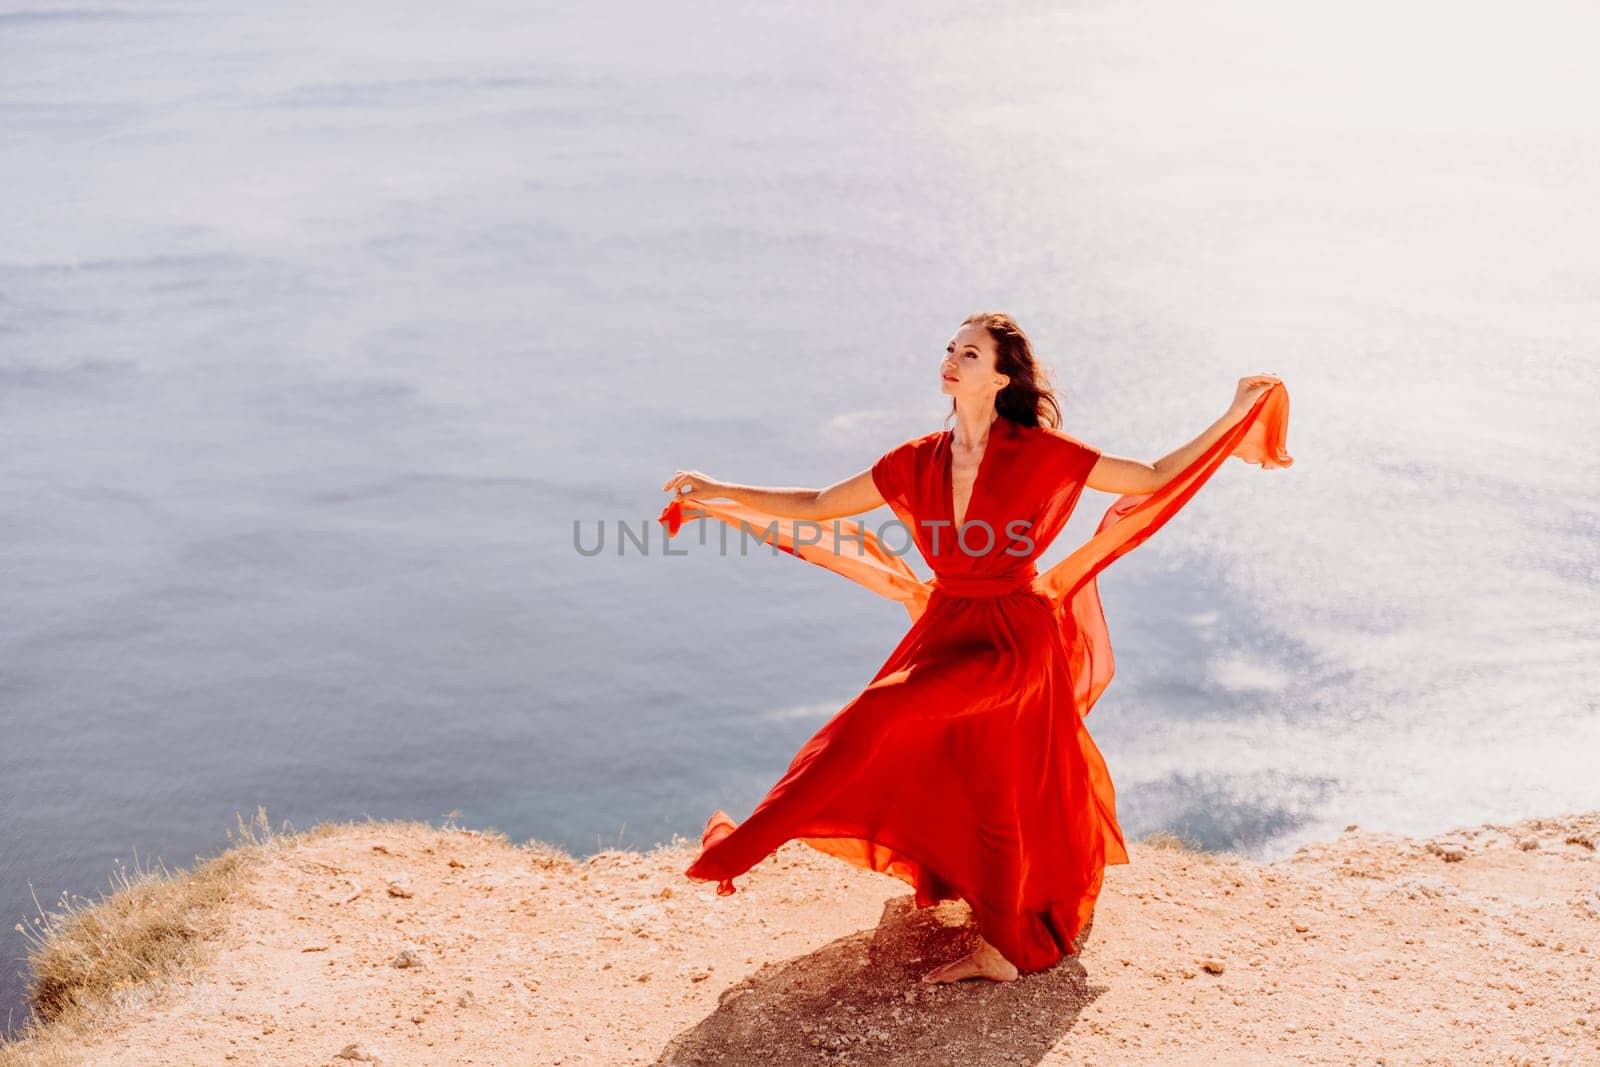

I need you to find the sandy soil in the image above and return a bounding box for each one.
[5,811,1599,1066]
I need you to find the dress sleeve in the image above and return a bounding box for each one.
[1054,432,1102,490]
[1031,429,1103,535]
[870,439,916,520]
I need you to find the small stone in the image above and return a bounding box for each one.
[391,947,424,969]
[448,858,466,869]
[1517,837,1539,851]
[1344,824,1358,832]
[1200,958,1225,974]
[1293,922,1310,933]
[334,1044,382,1062]
[387,877,414,898]
[456,991,477,1008]
[658,886,675,899]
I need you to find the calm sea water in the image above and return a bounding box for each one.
[3,0,1598,1030]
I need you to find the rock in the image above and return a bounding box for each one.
[391,947,424,969]
[1293,922,1310,933]
[386,877,414,898]
[1564,834,1595,851]
[456,991,477,1008]
[1517,837,1540,851]
[1201,958,1226,974]
[334,1043,383,1062]
[1426,841,1467,862]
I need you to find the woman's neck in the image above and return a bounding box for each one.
[951,404,1001,451]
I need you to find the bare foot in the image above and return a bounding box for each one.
[920,936,1019,984]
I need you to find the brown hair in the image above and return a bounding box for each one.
[946,311,1063,429]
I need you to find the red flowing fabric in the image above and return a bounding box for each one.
[657,382,1292,972]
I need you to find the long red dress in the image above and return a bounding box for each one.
[657,382,1292,973]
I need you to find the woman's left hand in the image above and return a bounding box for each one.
[1230,374,1279,414]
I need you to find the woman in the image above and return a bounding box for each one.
[658,311,1290,984]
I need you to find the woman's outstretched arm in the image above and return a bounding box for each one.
[661,467,885,521]
[1083,374,1279,495]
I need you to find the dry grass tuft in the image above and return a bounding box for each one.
[0,808,519,1063]
[520,840,578,871]
[0,807,300,1063]
[1139,829,1205,853]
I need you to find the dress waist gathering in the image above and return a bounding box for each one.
[928,567,1041,599]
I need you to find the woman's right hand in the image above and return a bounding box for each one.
[1229,374,1280,414]
[662,469,726,499]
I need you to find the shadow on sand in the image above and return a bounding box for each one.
[656,896,1101,1066]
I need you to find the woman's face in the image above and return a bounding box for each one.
[940,323,1007,398]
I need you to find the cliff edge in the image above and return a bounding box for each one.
[3,810,1598,1065]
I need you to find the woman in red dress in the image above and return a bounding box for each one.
[659,311,1291,984]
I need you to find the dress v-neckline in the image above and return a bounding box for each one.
[945,419,1002,529]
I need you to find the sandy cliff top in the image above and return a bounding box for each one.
[4,811,1598,1066]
